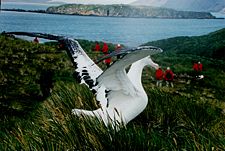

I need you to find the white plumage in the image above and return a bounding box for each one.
[69,41,163,126]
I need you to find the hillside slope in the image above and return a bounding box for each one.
[1,29,225,115]
[1,30,225,150]
[145,28,225,60]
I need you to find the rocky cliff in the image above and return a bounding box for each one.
[46,4,215,19]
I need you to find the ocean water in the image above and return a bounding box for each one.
[1,3,225,47]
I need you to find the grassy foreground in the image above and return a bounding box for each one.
[1,81,225,150]
[1,30,225,150]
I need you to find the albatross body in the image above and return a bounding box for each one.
[73,60,151,124]
[3,32,162,127]
[72,48,161,126]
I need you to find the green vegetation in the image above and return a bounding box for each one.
[1,29,225,150]
[144,28,225,101]
[1,82,225,150]
[145,28,225,60]
[0,36,115,115]
[46,4,215,19]
[0,35,66,115]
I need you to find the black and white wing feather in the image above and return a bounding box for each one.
[62,38,103,93]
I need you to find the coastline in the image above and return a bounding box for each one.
[1,8,221,19]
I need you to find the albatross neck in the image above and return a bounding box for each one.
[128,60,146,93]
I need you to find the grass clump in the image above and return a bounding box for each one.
[1,82,225,150]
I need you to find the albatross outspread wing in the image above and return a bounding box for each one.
[97,46,163,96]
[62,38,103,92]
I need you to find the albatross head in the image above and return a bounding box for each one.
[141,56,159,69]
[136,46,163,69]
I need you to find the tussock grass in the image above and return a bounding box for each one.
[1,81,225,150]
[1,31,225,150]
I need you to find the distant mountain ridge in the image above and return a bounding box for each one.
[132,0,225,12]
[46,4,215,19]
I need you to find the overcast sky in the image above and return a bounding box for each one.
[50,0,136,4]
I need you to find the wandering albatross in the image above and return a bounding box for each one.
[3,32,163,127]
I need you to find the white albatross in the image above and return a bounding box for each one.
[3,32,163,127]
[68,44,163,126]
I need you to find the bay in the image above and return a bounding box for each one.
[0,4,225,46]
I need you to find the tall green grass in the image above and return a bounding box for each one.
[1,81,225,150]
[1,33,225,150]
